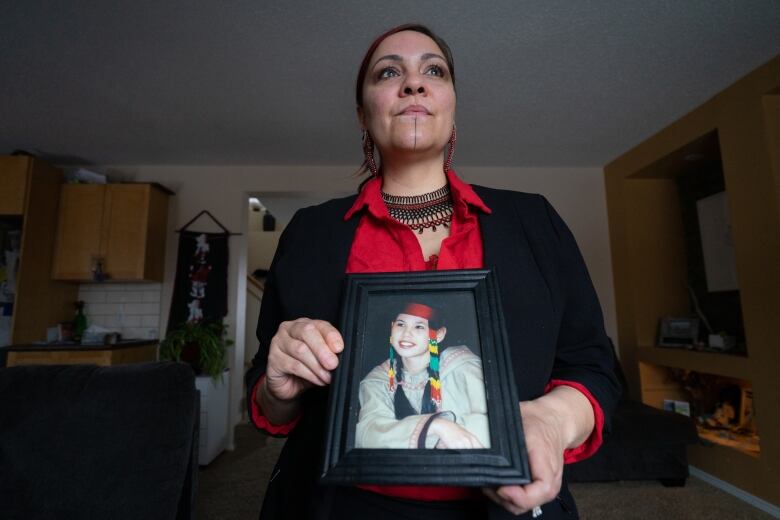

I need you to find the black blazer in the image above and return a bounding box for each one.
[246,185,621,519]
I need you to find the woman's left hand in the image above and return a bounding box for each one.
[482,386,594,516]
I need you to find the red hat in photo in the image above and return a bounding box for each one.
[402,303,434,321]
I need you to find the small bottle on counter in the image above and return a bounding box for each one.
[73,301,87,342]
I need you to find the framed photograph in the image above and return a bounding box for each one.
[321,269,530,486]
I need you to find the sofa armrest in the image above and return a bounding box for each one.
[177,389,200,520]
[0,362,198,519]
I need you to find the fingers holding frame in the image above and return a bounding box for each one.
[265,318,345,400]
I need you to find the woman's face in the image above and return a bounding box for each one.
[358,30,456,161]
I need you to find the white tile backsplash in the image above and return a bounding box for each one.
[97,283,127,292]
[97,315,120,328]
[78,283,161,339]
[81,291,107,304]
[120,315,142,327]
[141,315,161,327]
[123,302,160,316]
[142,290,161,302]
[105,291,144,303]
[94,303,122,315]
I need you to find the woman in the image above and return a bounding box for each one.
[246,23,620,519]
[355,302,490,450]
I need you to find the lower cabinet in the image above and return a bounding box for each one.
[4,342,158,366]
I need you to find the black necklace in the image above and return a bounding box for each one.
[381,184,453,234]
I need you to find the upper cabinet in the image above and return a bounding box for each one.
[0,157,30,215]
[51,184,105,281]
[52,183,171,282]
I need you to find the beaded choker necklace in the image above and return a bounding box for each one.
[381,185,454,234]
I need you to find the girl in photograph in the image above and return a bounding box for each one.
[355,302,490,449]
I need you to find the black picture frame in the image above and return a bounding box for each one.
[321,269,530,486]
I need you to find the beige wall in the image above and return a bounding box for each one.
[248,230,283,272]
[458,167,617,347]
[104,164,616,447]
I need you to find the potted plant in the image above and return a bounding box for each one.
[159,320,234,381]
[161,320,234,465]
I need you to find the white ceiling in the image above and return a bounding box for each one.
[2,1,779,168]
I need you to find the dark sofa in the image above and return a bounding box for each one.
[0,362,199,520]
[565,344,699,485]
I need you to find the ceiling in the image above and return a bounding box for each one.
[2,1,779,168]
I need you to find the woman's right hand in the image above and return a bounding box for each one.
[430,418,484,449]
[264,318,344,402]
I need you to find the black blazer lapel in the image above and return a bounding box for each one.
[474,186,558,398]
[474,186,524,286]
[320,203,362,322]
[277,195,361,325]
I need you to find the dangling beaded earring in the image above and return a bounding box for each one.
[427,329,442,411]
[443,125,457,174]
[362,129,379,177]
[387,337,396,392]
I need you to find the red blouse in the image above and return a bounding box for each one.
[250,170,605,501]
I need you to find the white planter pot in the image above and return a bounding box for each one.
[195,370,229,466]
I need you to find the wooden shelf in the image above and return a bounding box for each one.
[697,426,759,458]
[636,346,750,379]
[605,56,780,504]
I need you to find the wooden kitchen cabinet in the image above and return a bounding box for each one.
[51,183,171,282]
[0,156,30,215]
[0,156,78,345]
[51,184,105,281]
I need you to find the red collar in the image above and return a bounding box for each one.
[344,169,492,221]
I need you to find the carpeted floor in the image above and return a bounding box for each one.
[197,424,776,519]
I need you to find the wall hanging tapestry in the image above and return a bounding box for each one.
[167,210,236,333]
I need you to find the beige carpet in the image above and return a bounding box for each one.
[570,479,775,519]
[196,424,776,519]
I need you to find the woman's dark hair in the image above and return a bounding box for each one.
[355,23,456,180]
